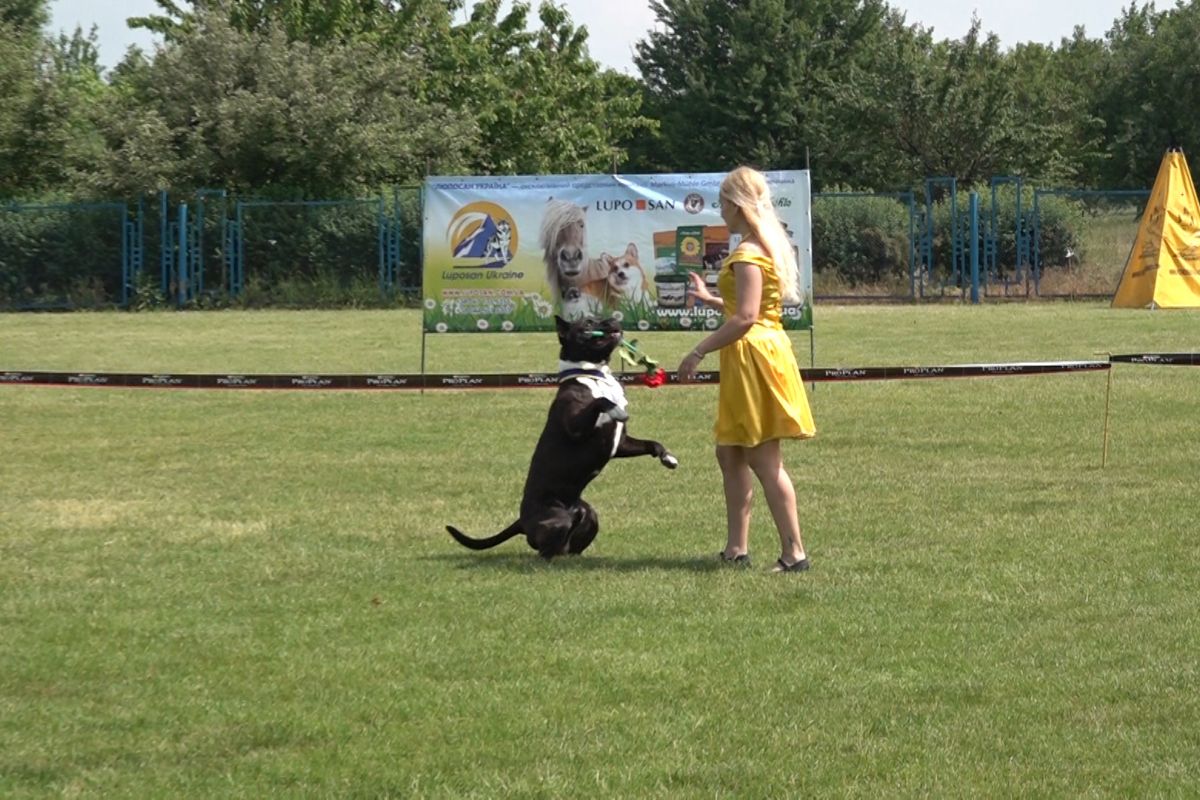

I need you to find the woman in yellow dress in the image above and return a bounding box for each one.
[677,166,816,573]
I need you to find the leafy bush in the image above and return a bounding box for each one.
[1031,194,1084,268]
[812,193,912,287]
[0,203,128,308]
[975,185,1082,275]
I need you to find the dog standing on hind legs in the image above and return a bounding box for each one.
[446,315,678,559]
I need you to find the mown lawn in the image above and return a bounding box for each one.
[2,304,1197,797]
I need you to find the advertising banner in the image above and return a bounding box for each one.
[422,171,813,333]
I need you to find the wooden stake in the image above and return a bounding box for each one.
[1098,353,1114,468]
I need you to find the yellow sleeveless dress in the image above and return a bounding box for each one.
[714,246,816,447]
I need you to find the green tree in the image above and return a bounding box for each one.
[1040,29,1110,187]
[1092,1,1200,187]
[632,0,890,178]
[0,0,46,31]
[0,0,46,197]
[43,27,110,191]
[130,0,653,177]
[847,18,1024,187]
[91,12,476,197]
[129,0,402,45]
[0,26,37,196]
[0,0,110,200]
[443,1,650,174]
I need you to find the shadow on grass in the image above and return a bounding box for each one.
[425,551,725,574]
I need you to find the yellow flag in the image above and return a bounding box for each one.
[1112,148,1200,308]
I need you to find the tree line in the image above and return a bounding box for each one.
[1,0,1196,204]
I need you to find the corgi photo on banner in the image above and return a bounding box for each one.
[604,243,650,306]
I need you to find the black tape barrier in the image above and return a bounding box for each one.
[0,360,1112,391]
[804,360,1109,382]
[1108,353,1200,366]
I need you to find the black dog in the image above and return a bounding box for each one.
[447,315,677,558]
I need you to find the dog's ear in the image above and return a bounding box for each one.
[555,315,571,340]
[625,242,638,258]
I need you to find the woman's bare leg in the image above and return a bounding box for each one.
[715,444,752,557]
[745,440,805,564]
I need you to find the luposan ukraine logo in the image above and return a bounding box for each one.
[448,202,518,269]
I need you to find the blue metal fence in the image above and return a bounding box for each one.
[0,181,1151,308]
[0,201,138,309]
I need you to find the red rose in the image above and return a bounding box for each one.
[641,368,666,388]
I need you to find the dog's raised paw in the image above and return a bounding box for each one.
[661,453,679,469]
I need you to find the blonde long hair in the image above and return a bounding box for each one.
[720,166,801,303]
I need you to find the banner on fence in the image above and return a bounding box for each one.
[421,172,813,333]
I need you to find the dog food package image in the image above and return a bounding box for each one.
[675,226,704,272]
[653,273,688,308]
[702,225,729,298]
[703,226,729,267]
[653,230,676,276]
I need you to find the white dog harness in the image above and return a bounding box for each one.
[559,361,627,457]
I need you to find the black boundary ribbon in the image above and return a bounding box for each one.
[1108,353,1200,366]
[0,359,1130,391]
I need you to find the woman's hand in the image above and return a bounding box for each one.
[677,348,707,383]
[686,271,715,306]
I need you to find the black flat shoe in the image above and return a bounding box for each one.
[771,557,810,573]
[718,551,751,566]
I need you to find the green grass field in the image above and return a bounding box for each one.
[2,305,1198,797]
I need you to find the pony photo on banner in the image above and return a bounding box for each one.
[539,199,610,319]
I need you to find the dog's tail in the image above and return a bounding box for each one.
[446,520,522,551]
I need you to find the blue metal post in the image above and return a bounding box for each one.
[377,196,387,294]
[923,177,960,293]
[1032,191,1042,277]
[192,198,204,296]
[1014,183,1025,286]
[133,196,144,282]
[905,191,916,300]
[923,184,935,294]
[192,189,228,294]
[224,215,240,297]
[160,191,170,295]
[969,192,980,304]
[236,201,246,295]
[950,186,961,288]
[120,202,131,307]
[177,203,189,307]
